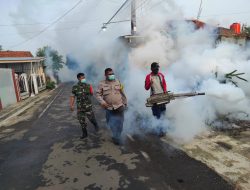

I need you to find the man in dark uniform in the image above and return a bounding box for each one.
[70,73,99,139]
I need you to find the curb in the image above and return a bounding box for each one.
[0,102,35,127]
[0,96,37,120]
[0,87,58,128]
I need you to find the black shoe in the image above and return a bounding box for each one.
[94,125,99,132]
[112,138,120,145]
[80,128,88,139]
[158,131,166,137]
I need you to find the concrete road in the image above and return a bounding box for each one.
[0,84,234,190]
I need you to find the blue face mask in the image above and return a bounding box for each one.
[108,74,115,81]
[81,78,86,83]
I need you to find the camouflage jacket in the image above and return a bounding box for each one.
[71,82,93,111]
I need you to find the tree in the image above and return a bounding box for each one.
[242,25,250,36]
[36,46,64,83]
[0,45,2,51]
[36,46,64,71]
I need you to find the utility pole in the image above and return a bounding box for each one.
[131,0,136,35]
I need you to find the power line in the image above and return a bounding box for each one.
[107,0,151,22]
[74,0,103,30]
[124,0,151,20]
[0,23,50,27]
[121,0,150,14]
[8,0,83,49]
[102,0,151,30]
[0,19,101,27]
[143,0,166,12]
[196,0,203,20]
[118,0,131,14]
[2,26,98,47]
[136,0,151,11]
[201,11,250,18]
[106,0,120,3]
[103,0,130,25]
[116,0,150,16]
[1,24,97,37]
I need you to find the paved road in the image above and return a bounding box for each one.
[0,84,234,190]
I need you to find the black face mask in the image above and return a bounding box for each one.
[152,67,159,74]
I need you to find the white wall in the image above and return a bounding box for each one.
[0,68,17,108]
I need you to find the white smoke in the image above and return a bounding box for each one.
[44,48,57,82]
[11,0,250,142]
[124,0,250,142]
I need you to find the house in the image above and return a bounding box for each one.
[189,20,250,46]
[216,26,248,46]
[120,19,250,48]
[0,51,46,103]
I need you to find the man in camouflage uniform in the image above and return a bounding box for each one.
[70,73,99,139]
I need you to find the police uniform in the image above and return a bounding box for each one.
[96,79,127,144]
[71,82,98,135]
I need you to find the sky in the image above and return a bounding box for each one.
[0,0,250,54]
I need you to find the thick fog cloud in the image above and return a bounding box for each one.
[10,0,250,142]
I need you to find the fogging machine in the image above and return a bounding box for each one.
[145,92,205,107]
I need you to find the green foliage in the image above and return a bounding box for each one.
[36,46,64,71]
[46,81,56,90]
[242,26,250,35]
[225,70,248,87]
[225,70,247,81]
[0,45,2,51]
[215,69,248,87]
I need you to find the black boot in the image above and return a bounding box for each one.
[112,137,120,145]
[158,131,166,137]
[80,128,88,139]
[94,124,99,132]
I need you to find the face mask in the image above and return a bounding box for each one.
[107,74,115,81]
[81,78,86,83]
[152,67,159,74]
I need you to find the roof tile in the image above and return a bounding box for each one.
[0,51,33,58]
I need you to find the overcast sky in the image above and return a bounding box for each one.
[0,0,249,53]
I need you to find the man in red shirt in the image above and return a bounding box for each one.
[145,62,167,136]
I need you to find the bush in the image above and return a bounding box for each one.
[46,81,56,90]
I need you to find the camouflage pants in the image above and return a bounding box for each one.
[77,110,98,129]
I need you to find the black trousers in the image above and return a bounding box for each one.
[151,104,166,119]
